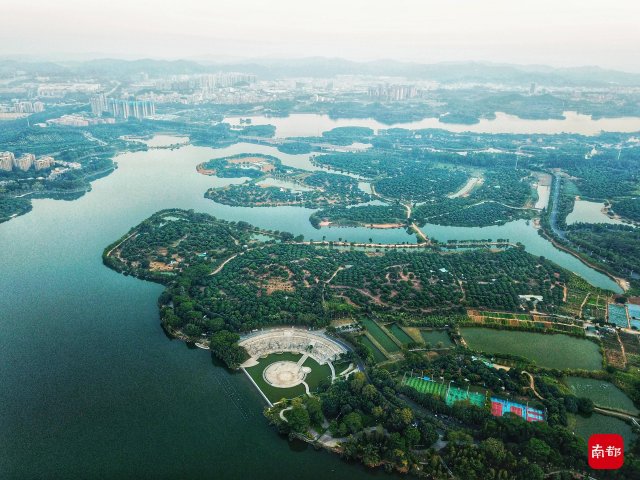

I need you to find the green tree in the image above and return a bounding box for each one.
[577,397,594,415]
[305,396,324,425]
[286,403,310,433]
[343,411,363,434]
[524,438,551,464]
[404,426,420,448]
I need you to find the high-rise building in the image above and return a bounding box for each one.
[0,151,15,171]
[107,98,126,119]
[368,84,417,101]
[34,156,55,171]
[14,101,35,113]
[199,74,218,91]
[107,98,155,120]
[10,101,45,114]
[0,152,55,172]
[14,153,35,172]
[91,94,108,116]
[199,73,256,90]
[129,100,155,119]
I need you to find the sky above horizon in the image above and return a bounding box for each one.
[2,0,639,72]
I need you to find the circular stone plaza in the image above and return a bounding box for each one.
[239,327,355,405]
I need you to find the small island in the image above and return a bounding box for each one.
[199,153,371,208]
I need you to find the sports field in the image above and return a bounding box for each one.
[447,387,485,407]
[403,376,486,407]
[404,376,447,397]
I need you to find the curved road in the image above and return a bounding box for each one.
[522,371,544,400]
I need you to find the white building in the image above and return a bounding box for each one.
[0,151,15,171]
[34,156,55,171]
[14,153,35,171]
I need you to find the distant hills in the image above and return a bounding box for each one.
[201,57,640,86]
[1,56,640,86]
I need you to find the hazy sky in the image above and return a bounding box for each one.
[2,0,639,71]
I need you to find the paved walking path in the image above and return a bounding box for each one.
[296,354,309,367]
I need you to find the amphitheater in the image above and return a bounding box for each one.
[240,328,346,365]
[239,328,352,402]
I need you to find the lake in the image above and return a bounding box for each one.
[0,133,624,478]
[359,336,388,363]
[572,413,637,449]
[0,141,391,480]
[388,324,415,345]
[565,377,638,414]
[460,328,603,370]
[191,143,620,293]
[566,200,625,225]
[225,111,640,137]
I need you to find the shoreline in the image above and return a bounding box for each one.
[315,220,406,229]
[537,224,629,292]
[196,163,217,176]
[0,164,117,224]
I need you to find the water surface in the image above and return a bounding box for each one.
[566,377,638,414]
[225,112,640,137]
[566,200,624,225]
[0,142,389,480]
[572,413,637,448]
[0,134,625,478]
[460,328,602,370]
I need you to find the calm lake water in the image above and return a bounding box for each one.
[0,143,390,480]
[566,377,638,414]
[573,413,637,449]
[225,111,640,137]
[0,133,627,478]
[460,328,603,370]
[566,200,625,225]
